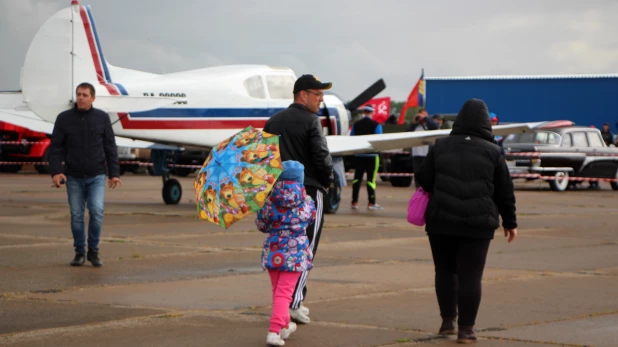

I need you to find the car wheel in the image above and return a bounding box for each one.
[611,170,618,191]
[34,149,50,174]
[549,171,569,192]
[390,176,412,187]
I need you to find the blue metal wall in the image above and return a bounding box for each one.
[425,75,618,131]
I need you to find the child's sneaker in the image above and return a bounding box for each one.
[280,322,297,340]
[299,303,310,316]
[289,307,311,324]
[368,204,384,210]
[351,202,359,210]
[266,332,285,346]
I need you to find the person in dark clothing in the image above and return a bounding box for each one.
[406,109,439,188]
[386,113,398,125]
[416,98,518,344]
[601,123,615,146]
[350,105,384,210]
[49,82,122,268]
[432,114,444,129]
[263,74,334,325]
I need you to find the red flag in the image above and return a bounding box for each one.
[360,97,391,124]
[398,69,426,124]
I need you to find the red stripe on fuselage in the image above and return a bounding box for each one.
[118,119,269,130]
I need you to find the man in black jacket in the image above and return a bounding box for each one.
[49,82,122,268]
[416,99,517,343]
[263,74,334,324]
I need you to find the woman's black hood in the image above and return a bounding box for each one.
[450,99,496,143]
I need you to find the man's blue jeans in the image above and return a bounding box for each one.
[66,174,106,255]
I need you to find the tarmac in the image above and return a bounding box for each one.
[0,170,617,347]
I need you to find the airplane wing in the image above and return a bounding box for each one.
[326,123,543,156]
[0,107,180,151]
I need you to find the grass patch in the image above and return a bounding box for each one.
[396,338,411,343]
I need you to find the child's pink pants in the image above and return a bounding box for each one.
[268,270,301,333]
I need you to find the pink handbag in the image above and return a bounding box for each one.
[407,187,430,226]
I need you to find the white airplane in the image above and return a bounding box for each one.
[0,1,538,212]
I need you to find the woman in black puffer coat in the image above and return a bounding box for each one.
[416,98,518,344]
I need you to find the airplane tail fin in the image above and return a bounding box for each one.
[21,1,172,123]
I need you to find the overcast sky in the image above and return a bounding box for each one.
[1,0,617,100]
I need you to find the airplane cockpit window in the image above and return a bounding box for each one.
[244,76,266,99]
[266,75,295,99]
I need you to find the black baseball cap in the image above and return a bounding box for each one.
[293,74,332,93]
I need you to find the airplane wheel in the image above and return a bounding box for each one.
[549,172,569,192]
[323,171,341,214]
[163,178,182,205]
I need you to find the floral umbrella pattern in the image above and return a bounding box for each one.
[194,126,284,229]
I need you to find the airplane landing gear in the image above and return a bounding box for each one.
[151,149,183,205]
[162,173,182,205]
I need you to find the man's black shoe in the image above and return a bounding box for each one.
[70,253,85,266]
[87,249,103,267]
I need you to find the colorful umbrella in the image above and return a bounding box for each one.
[193,126,284,229]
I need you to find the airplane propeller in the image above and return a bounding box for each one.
[345,78,386,111]
[322,78,386,136]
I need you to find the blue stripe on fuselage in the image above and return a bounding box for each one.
[128,107,340,119]
[113,83,129,95]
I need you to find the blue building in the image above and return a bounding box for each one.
[425,74,618,131]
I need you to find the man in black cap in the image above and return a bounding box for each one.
[263,74,334,325]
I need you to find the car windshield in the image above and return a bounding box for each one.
[504,131,562,145]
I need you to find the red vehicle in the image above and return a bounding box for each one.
[0,121,50,173]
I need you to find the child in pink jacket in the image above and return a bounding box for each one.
[256,160,315,346]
